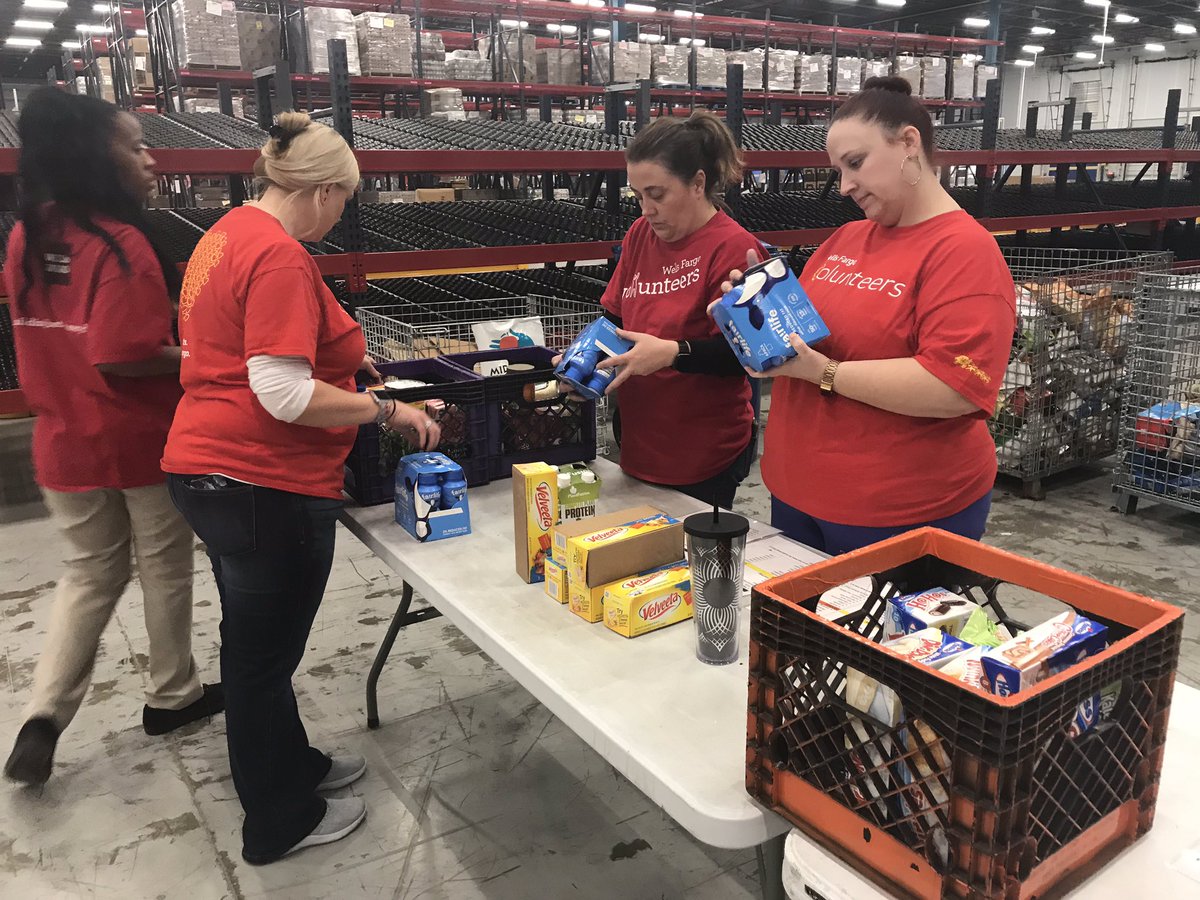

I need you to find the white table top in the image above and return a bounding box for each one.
[341,458,793,850]
[782,680,1200,898]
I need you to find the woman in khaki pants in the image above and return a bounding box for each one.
[3,89,223,786]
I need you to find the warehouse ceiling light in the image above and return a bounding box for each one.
[92,3,115,13]
[963,17,990,28]
[570,0,606,6]
[1075,50,1097,59]
[677,36,706,45]
[1022,44,1045,53]
[1083,0,1109,6]
[1145,43,1166,51]
[14,19,55,30]
[592,27,611,37]
[1113,13,1138,23]
[6,36,43,48]
[1031,26,1056,35]
[1092,34,1115,44]
[625,3,658,13]
[1176,24,1198,34]
[673,9,703,17]
[877,0,906,7]
[62,40,81,50]
[76,23,109,34]
[498,19,529,28]
[637,32,664,42]
[1012,59,1035,67]
[136,28,147,36]
[23,0,68,9]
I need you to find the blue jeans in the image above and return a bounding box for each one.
[770,491,993,556]
[166,474,339,863]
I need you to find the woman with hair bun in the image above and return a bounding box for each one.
[722,76,1016,554]
[592,110,767,509]
[162,112,438,864]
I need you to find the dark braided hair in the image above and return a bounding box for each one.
[15,87,181,302]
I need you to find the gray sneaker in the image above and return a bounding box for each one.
[284,798,366,858]
[318,754,366,791]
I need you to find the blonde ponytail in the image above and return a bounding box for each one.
[254,111,360,194]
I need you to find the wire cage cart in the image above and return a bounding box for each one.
[1112,269,1200,515]
[356,293,611,456]
[991,249,1173,499]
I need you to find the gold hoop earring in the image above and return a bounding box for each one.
[901,155,923,187]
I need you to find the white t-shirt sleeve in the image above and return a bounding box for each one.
[246,354,316,423]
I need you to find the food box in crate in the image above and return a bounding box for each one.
[747,527,1182,900]
[343,358,488,506]
[442,346,598,481]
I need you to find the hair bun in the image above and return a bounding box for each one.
[862,75,913,96]
[266,111,312,155]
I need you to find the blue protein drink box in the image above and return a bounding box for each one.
[711,256,830,372]
[554,317,634,400]
[395,452,472,543]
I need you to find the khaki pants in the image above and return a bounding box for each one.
[26,483,204,731]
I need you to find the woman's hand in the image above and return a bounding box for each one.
[750,334,831,384]
[708,248,762,316]
[360,354,383,385]
[596,329,679,393]
[385,402,442,451]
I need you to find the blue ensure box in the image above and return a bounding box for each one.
[711,256,830,372]
[554,317,634,400]
[395,452,472,543]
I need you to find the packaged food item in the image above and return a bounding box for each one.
[567,512,683,586]
[544,557,569,604]
[512,462,558,583]
[568,579,613,623]
[711,256,830,373]
[556,464,601,523]
[554,317,634,400]
[394,453,471,542]
[958,608,1013,649]
[551,504,666,567]
[603,562,692,638]
[939,646,989,691]
[882,628,975,670]
[1069,681,1123,738]
[981,610,1108,697]
[885,588,980,639]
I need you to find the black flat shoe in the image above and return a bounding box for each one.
[4,717,59,786]
[143,683,225,736]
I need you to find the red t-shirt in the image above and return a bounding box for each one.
[601,211,760,485]
[761,210,1016,526]
[161,206,365,499]
[5,214,181,492]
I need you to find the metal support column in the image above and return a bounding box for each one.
[1154,88,1183,248]
[635,78,651,131]
[974,77,1000,218]
[605,91,624,212]
[540,95,555,201]
[767,101,782,193]
[726,62,744,213]
[219,82,247,207]
[328,39,367,311]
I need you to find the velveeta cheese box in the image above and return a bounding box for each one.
[603,563,692,638]
[544,557,569,604]
[567,512,682,585]
[551,505,663,566]
[512,463,558,584]
[569,580,611,624]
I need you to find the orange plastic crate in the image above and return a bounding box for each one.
[746,528,1183,899]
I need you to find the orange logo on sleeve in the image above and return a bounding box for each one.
[955,355,992,384]
[179,230,228,322]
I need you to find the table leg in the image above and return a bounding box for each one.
[756,832,787,900]
[365,581,442,729]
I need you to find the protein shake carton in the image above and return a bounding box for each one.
[512,462,558,584]
[885,588,981,640]
[544,557,569,604]
[603,562,692,638]
[981,610,1108,697]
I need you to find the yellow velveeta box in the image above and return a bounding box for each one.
[544,557,569,604]
[603,563,692,638]
[567,512,683,586]
[568,579,611,624]
[512,462,558,584]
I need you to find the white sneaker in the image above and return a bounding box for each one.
[318,754,367,791]
[284,798,367,858]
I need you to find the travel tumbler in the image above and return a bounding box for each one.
[684,509,750,665]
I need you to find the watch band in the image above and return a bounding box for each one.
[673,340,692,369]
[819,359,840,395]
[371,392,395,427]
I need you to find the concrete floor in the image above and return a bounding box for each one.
[1,417,1197,898]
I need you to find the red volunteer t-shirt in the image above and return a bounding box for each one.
[602,211,760,485]
[161,206,365,499]
[761,210,1016,526]
[5,215,181,492]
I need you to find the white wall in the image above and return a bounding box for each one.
[999,44,1200,132]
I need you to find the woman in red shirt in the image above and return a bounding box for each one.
[726,77,1016,554]
[161,113,439,864]
[594,111,765,508]
[3,90,222,787]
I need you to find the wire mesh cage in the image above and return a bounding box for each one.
[1112,268,1200,515]
[991,249,1173,498]
[357,292,611,456]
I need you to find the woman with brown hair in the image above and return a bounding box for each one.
[161,112,439,864]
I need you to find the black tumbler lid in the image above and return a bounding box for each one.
[684,510,750,541]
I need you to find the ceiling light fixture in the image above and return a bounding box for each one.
[14,19,55,30]
[1113,13,1138,23]
[673,9,703,17]
[1075,50,1098,59]
[1031,26,1056,35]
[592,27,611,37]
[625,3,658,13]
[1176,23,1197,34]
[498,19,529,28]
[1022,44,1045,53]
[1083,0,1110,7]
[1012,59,1035,67]
[76,23,110,34]
[23,0,68,9]
[877,0,906,7]
[1145,43,1166,52]
[62,40,82,50]
[6,36,44,48]
[1092,34,1115,44]
[963,17,990,28]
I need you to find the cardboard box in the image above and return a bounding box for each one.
[603,563,692,638]
[513,462,558,584]
[567,511,684,588]
[568,579,611,624]
[551,504,663,566]
[415,188,456,202]
[237,11,281,73]
[545,557,569,604]
[395,453,471,542]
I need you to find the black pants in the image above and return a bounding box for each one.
[649,432,755,510]
[167,474,337,863]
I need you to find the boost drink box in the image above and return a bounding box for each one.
[981,610,1108,697]
[885,588,981,640]
[512,462,559,583]
[554,317,634,400]
[711,256,830,373]
[603,562,692,638]
[544,557,570,604]
[395,453,471,542]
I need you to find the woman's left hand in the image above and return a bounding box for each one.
[360,354,383,385]
[751,334,830,384]
[596,329,678,393]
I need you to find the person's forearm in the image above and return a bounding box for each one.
[95,345,181,377]
[827,358,977,418]
[292,381,378,428]
[673,337,747,377]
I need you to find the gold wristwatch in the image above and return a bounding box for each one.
[819,359,840,396]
